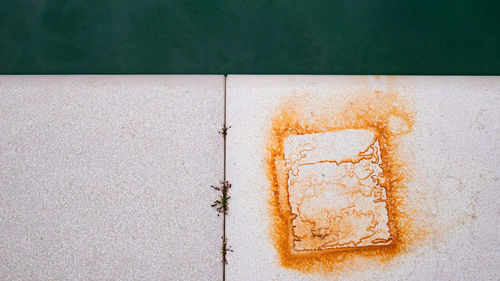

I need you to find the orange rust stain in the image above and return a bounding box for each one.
[265,89,425,274]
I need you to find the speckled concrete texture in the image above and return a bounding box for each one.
[0,75,223,280]
[226,75,499,281]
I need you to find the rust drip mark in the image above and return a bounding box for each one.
[266,89,421,274]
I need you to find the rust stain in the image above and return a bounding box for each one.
[265,88,427,275]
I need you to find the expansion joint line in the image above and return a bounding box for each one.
[210,75,231,281]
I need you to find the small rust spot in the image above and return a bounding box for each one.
[266,88,424,274]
